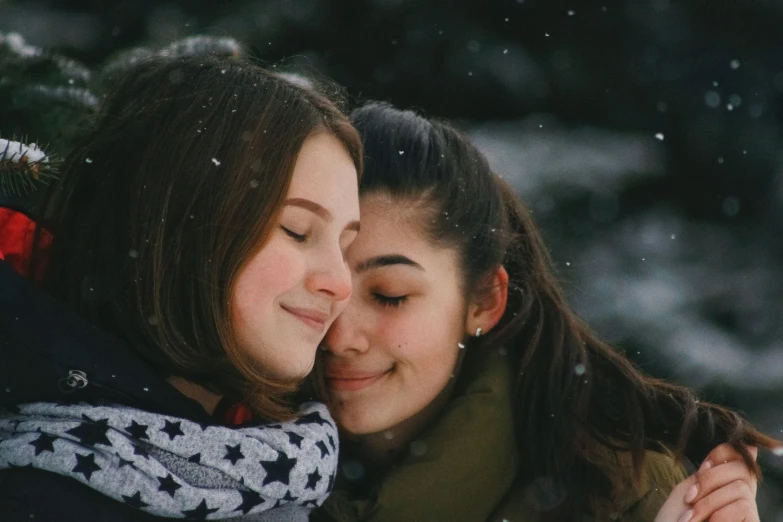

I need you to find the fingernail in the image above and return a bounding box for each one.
[677,509,694,522]
[684,484,699,503]
[699,458,712,472]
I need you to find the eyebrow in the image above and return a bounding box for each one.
[354,254,424,273]
[285,197,360,232]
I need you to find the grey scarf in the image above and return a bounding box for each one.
[0,401,338,520]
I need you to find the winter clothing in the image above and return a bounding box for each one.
[1,401,337,520]
[0,206,51,279]
[314,349,688,522]
[0,210,339,521]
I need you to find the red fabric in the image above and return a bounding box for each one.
[0,208,52,280]
[223,403,254,426]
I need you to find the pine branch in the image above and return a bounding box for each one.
[0,139,59,196]
[159,36,243,59]
[100,36,244,83]
[15,84,99,110]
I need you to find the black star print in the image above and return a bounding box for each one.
[122,491,149,509]
[125,420,149,440]
[285,431,304,448]
[160,420,185,440]
[260,451,297,486]
[315,440,329,458]
[29,432,56,456]
[132,442,150,459]
[303,499,320,507]
[118,458,134,469]
[327,433,336,451]
[65,416,111,447]
[224,443,244,465]
[282,491,296,503]
[181,499,219,520]
[327,473,335,492]
[294,411,331,427]
[306,468,322,490]
[234,490,265,515]
[157,473,182,498]
[188,452,201,464]
[72,452,101,481]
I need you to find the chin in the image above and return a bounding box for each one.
[291,357,316,380]
[334,408,395,436]
[266,353,316,381]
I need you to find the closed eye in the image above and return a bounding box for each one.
[281,226,307,243]
[372,293,408,308]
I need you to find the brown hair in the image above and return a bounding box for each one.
[34,56,362,421]
[351,102,779,519]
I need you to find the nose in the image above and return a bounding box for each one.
[307,246,352,302]
[322,299,370,355]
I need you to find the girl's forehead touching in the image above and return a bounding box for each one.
[351,192,458,275]
[359,191,437,240]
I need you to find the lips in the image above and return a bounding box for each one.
[281,305,329,331]
[325,369,392,392]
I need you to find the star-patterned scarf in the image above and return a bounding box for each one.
[0,401,339,520]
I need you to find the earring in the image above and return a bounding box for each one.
[458,342,465,350]
[475,327,482,337]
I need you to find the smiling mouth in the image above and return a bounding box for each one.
[325,370,392,392]
[281,305,328,332]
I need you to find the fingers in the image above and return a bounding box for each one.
[686,479,756,522]
[687,460,757,504]
[700,443,758,470]
[701,443,744,469]
[748,445,758,461]
[708,499,760,522]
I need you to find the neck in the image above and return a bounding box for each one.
[167,376,222,415]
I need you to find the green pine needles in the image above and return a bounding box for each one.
[0,138,59,196]
[0,30,244,202]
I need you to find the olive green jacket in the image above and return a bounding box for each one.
[314,350,688,522]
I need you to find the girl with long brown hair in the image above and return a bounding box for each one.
[315,102,780,522]
[0,56,362,521]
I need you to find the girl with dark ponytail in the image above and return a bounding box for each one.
[315,102,779,522]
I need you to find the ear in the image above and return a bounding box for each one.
[466,266,509,337]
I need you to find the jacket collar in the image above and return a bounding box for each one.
[321,349,519,522]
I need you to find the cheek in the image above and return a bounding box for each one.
[383,305,463,381]
[233,241,307,321]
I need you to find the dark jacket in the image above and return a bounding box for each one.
[0,248,220,520]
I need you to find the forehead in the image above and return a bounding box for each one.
[289,135,343,183]
[348,193,457,269]
[286,132,359,215]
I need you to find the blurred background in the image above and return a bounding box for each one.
[1,0,781,517]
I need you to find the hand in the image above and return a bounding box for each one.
[654,443,758,522]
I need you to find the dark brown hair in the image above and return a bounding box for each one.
[350,102,779,519]
[34,56,362,421]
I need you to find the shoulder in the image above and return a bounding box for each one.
[594,449,690,521]
[488,449,689,522]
